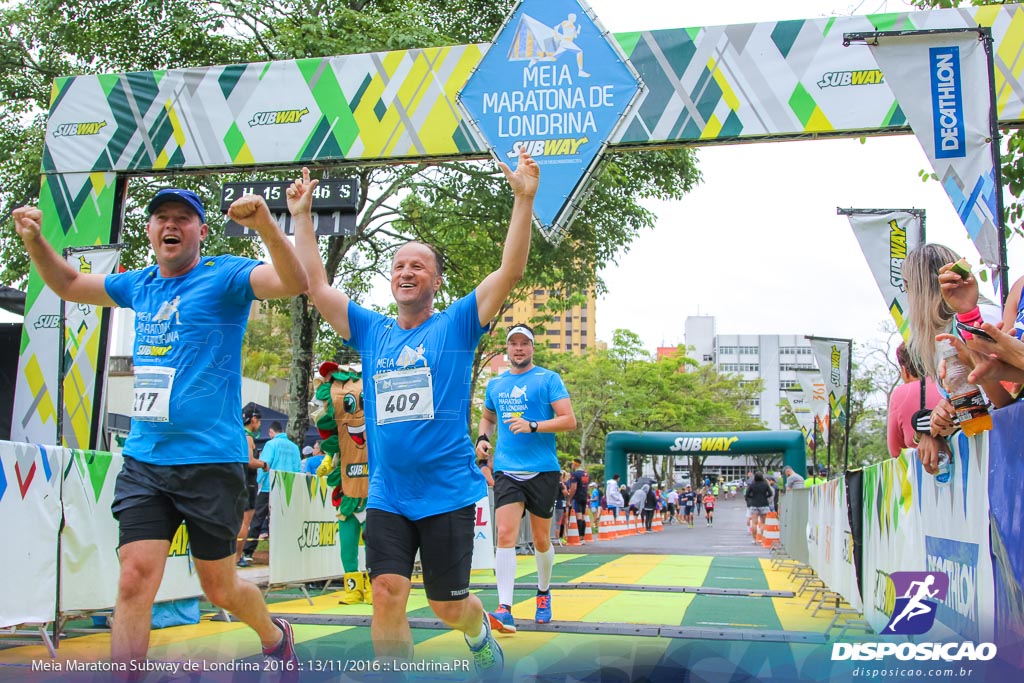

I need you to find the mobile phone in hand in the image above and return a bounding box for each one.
[955,320,994,341]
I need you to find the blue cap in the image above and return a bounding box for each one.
[147,188,206,224]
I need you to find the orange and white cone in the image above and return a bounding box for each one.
[762,512,780,549]
[584,513,594,543]
[653,515,663,532]
[598,510,615,541]
[566,508,581,546]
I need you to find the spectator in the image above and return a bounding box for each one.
[301,441,326,475]
[766,477,780,512]
[782,466,805,490]
[566,458,590,544]
[237,404,268,566]
[240,422,301,564]
[887,343,943,458]
[641,485,656,533]
[605,474,625,520]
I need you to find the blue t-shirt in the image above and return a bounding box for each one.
[484,365,569,473]
[105,255,259,465]
[346,292,487,520]
[302,454,326,475]
[258,433,302,492]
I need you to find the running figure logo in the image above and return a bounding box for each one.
[883,572,949,635]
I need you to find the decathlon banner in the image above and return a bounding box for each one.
[861,440,994,640]
[843,210,923,343]
[806,477,862,611]
[807,338,850,425]
[0,442,62,628]
[457,0,643,240]
[61,245,121,450]
[866,32,1002,278]
[472,496,495,570]
[796,371,830,446]
[269,471,343,585]
[60,449,202,610]
[988,400,1024,663]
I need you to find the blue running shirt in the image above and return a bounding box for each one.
[105,255,259,465]
[485,366,568,473]
[346,293,487,520]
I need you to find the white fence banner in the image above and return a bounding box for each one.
[269,471,345,585]
[472,496,495,571]
[861,439,993,640]
[806,477,862,611]
[60,449,202,611]
[0,442,62,627]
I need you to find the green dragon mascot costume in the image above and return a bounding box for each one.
[311,361,370,604]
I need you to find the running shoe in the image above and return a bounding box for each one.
[535,592,552,624]
[488,604,517,633]
[237,555,253,568]
[466,615,504,678]
[263,617,299,682]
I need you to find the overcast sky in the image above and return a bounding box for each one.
[585,0,1024,353]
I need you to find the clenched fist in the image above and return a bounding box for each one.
[227,194,275,232]
[13,206,44,243]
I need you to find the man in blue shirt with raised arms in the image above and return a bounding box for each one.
[476,323,576,633]
[292,151,539,677]
[13,183,308,673]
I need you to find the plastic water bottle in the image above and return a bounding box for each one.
[936,339,993,437]
[934,450,953,487]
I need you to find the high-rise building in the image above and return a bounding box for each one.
[684,316,819,430]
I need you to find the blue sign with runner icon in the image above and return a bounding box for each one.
[457,0,642,242]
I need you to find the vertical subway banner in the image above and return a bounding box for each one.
[844,211,923,343]
[457,0,642,241]
[867,33,1001,279]
[808,339,850,425]
[796,370,830,446]
[62,246,121,450]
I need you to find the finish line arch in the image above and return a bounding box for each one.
[604,430,806,482]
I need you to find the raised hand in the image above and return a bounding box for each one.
[937,262,980,315]
[498,148,540,199]
[227,193,276,233]
[13,206,44,243]
[287,167,319,216]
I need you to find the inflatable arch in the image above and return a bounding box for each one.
[604,430,806,481]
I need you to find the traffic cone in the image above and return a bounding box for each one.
[762,512,780,549]
[653,515,663,533]
[584,513,594,543]
[566,508,581,546]
[598,510,615,541]
[755,518,764,546]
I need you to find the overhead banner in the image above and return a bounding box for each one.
[796,371,830,446]
[843,210,924,342]
[457,0,643,240]
[865,32,1002,276]
[0,442,62,628]
[61,245,121,450]
[807,338,850,425]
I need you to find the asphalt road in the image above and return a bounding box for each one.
[554,495,769,557]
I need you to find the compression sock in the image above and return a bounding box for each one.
[495,547,517,608]
[535,545,555,593]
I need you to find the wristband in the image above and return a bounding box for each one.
[956,307,983,326]
[476,434,490,446]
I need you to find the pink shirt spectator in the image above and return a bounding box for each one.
[887,377,942,458]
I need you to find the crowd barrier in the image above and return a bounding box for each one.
[0,441,497,643]
[778,400,1024,645]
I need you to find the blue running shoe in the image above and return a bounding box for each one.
[466,615,504,678]
[535,592,552,624]
[487,604,517,633]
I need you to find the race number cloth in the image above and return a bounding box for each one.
[104,255,259,465]
[346,294,487,520]
[485,365,568,472]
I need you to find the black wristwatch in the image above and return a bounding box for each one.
[529,421,539,433]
